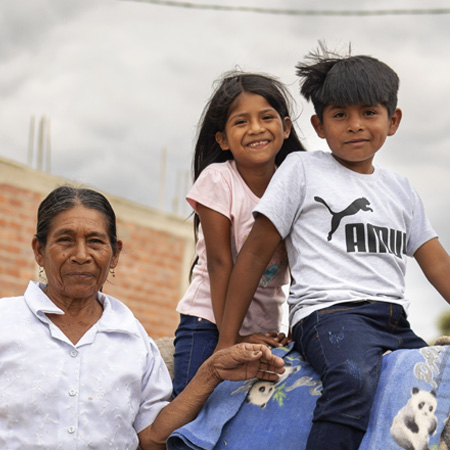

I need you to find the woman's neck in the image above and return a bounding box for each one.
[45,290,103,344]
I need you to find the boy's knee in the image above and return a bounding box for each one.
[329,360,377,400]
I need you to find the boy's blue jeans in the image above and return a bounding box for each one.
[172,314,219,397]
[292,301,427,450]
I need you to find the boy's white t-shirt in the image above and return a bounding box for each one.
[176,160,289,335]
[254,151,437,330]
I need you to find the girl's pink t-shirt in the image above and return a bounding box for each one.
[176,160,289,335]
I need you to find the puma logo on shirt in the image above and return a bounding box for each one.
[314,196,406,258]
[314,196,373,241]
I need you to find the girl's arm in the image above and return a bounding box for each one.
[414,237,450,304]
[198,204,286,347]
[216,214,282,351]
[197,203,233,329]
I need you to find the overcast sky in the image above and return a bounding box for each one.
[1,0,450,341]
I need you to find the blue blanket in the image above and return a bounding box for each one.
[168,343,450,450]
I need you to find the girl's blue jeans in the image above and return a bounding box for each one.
[172,313,219,397]
[292,301,428,450]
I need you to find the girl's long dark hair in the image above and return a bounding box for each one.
[190,71,306,279]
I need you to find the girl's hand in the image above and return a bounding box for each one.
[266,331,292,347]
[237,332,286,348]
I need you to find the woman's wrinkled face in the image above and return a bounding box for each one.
[32,205,121,305]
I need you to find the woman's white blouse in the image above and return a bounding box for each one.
[0,281,171,450]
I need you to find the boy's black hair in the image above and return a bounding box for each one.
[296,49,399,121]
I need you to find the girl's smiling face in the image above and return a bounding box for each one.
[311,103,402,174]
[215,91,292,172]
[32,204,122,306]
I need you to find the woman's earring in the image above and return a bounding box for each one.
[110,269,116,278]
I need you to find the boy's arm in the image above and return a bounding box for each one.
[216,214,282,351]
[414,237,450,303]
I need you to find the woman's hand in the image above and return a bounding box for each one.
[206,343,285,383]
[139,343,284,449]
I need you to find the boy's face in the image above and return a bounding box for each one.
[311,103,402,174]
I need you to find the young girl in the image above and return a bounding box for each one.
[172,71,306,396]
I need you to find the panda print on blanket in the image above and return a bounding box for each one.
[245,364,300,408]
[390,387,438,450]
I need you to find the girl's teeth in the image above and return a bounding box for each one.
[249,141,267,147]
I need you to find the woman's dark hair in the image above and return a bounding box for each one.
[189,71,306,278]
[35,185,119,253]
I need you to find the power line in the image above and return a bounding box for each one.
[122,0,450,16]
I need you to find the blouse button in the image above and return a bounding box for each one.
[70,350,78,357]
[69,388,77,397]
[68,426,76,434]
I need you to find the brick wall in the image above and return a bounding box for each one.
[105,215,191,338]
[0,184,41,294]
[0,158,194,339]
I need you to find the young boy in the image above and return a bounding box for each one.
[216,49,450,449]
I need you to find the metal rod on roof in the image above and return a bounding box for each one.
[45,118,51,173]
[159,146,167,212]
[37,116,45,171]
[27,115,35,167]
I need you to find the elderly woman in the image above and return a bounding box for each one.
[0,186,284,450]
